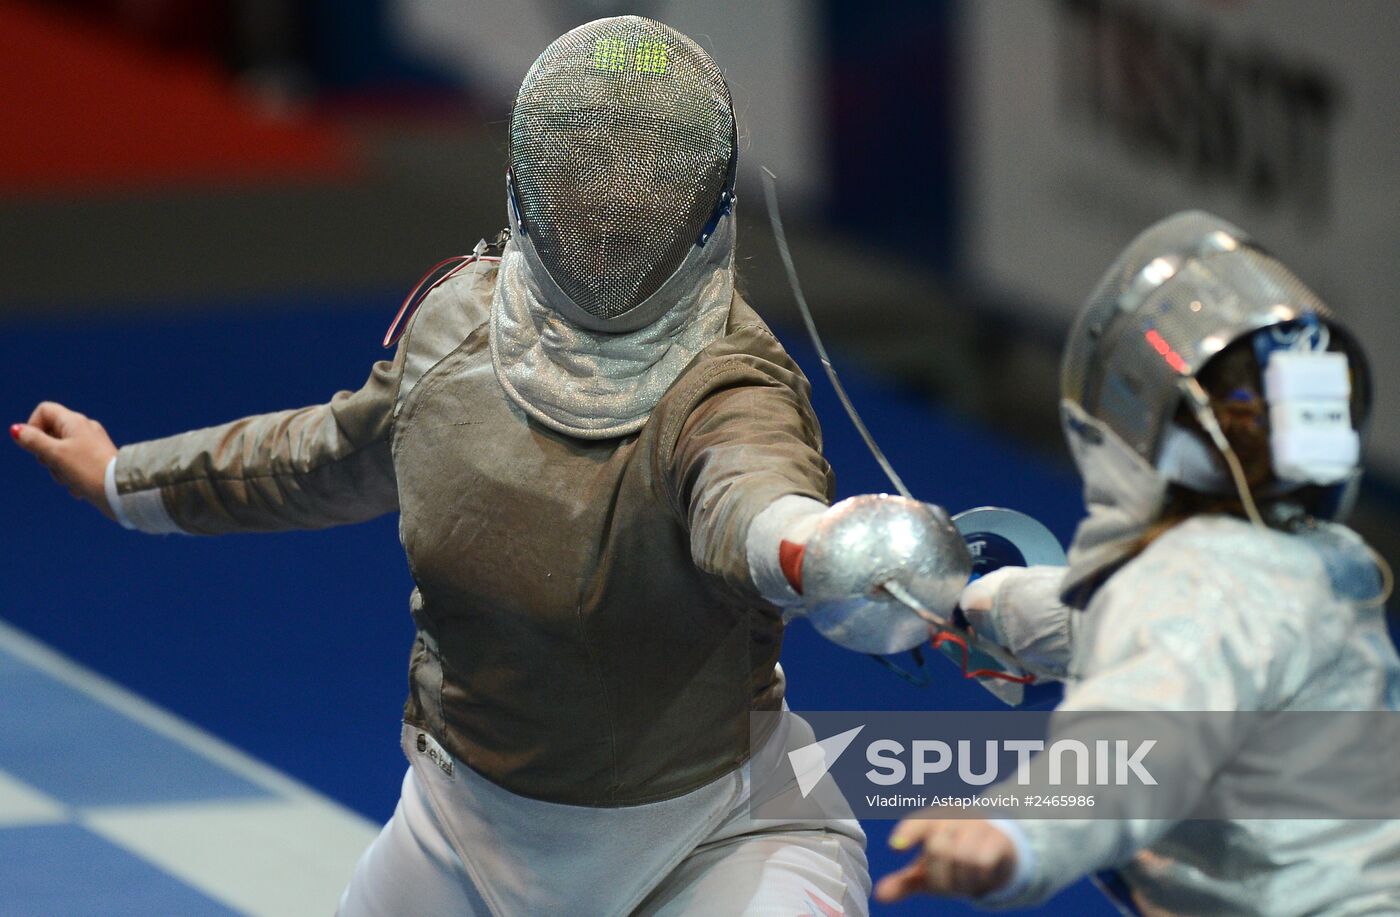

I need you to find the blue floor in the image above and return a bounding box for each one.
[1,291,1117,915]
[0,647,270,809]
[0,618,379,914]
[0,824,236,917]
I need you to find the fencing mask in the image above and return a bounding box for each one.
[507,15,737,333]
[491,16,741,439]
[1058,210,1372,598]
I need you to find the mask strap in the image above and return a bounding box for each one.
[506,169,527,237]
[695,151,739,246]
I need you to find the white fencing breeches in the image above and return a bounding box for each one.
[338,717,869,916]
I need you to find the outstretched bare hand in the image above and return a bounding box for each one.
[875,816,1019,903]
[12,402,118,521]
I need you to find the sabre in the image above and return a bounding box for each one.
[881,579,1063,685]
[764,172,1151,917]
[761,168,1067,687]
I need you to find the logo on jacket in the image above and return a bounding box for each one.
[416,731,455,779]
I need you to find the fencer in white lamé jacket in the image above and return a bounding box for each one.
[963,515,1400,915]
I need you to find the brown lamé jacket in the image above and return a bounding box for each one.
[114,259,833,806]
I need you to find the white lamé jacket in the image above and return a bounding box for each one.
[967,515,1400,915]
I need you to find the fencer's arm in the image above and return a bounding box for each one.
[106,347,404,535]
[958,565,1075,680]
[663,324,833,597]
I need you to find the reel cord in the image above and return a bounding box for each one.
[761,169,914,502]
[1183,378,1394,607]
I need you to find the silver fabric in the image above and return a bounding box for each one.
[1059,399,1172,601]
[986,515,1400,914]
[490,197,734,439]
[798,495,972,654]
[509,16,735,329]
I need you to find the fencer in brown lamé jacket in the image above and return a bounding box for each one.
[112,258,832,806]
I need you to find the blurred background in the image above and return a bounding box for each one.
[2,1,1396,914]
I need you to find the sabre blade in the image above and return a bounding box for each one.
[881,580,1061,684]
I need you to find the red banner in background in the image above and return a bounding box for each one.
[0,1,357,194]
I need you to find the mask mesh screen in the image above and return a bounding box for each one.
[510,17,735,321]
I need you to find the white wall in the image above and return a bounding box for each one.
[959,0,1400,475]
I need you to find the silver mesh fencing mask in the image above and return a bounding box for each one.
[508,16,737,333]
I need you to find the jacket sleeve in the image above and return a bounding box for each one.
[660,321,834,597]
[111,346,404,535]
[961,565,1076,680]
[980,526,1345,909]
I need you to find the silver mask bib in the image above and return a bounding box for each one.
[490,206,735,439]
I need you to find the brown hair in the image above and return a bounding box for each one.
[1137,337,1285,548]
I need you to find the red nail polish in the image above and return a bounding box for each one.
[8,424,20,440]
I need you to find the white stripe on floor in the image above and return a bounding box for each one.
[83,797,379,917]
[0,619,381,916]
[0,619,356,804]
[0,769,67,829]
